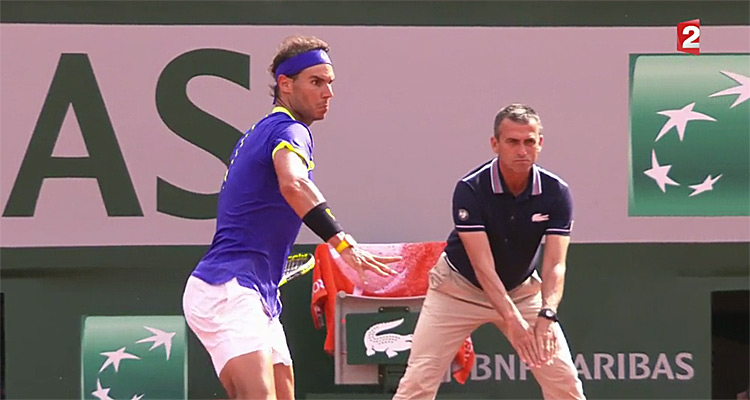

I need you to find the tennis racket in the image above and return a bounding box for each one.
[279,253,315,287]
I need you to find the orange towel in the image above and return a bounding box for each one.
[310,241,475,384]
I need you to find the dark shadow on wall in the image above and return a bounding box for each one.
[712,290,749,400]
[1,292,5,400]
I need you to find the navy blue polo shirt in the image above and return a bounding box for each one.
[444,158,573,291]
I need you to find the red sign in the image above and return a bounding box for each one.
[677,19,701,55]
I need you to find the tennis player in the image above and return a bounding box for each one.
[182,35,400,400]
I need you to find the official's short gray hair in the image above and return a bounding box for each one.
[493,104,543,138]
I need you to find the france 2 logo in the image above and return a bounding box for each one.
[678,19,700,55]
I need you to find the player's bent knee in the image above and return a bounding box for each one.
[220,351,276,399]
[230,374,275,400]
[235,383,274,400]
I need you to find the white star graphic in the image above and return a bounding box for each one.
[131,394,145,400]
[92,379,114,400]
[99,346,140,373]
[136,326,176,360]
[709,70,749,108]
[643,150,680,192]
[655,102,716,142]
[688,174,722,197]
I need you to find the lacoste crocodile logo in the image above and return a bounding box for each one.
[364,318,413,358]
[531,213,550,222]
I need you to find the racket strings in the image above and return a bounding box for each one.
[283,254,313,276]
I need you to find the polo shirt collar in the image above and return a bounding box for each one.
[490,158,542,196]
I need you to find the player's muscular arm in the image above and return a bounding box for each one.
[274,147,400,277]
[273,148,348,248]
[273,147,326,216]
[273,149,346,252]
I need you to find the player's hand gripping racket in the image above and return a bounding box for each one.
[279,253,315,287]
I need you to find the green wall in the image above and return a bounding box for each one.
[2,243,748,398]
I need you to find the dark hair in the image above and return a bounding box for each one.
[269,35,330,101]
[493,104,543,138]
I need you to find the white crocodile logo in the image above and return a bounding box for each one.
[364,318,413,358]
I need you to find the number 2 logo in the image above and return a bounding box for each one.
[677,19,701,55]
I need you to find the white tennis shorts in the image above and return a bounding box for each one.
[182,275,292,377]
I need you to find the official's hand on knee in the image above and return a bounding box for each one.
[339,245,401,281]
[507,318,543,368]
[534,318,558,365]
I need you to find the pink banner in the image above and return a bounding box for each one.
[1,25,748,246]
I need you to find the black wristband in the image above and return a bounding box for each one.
[302,202,343,242]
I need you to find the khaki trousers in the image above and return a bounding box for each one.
[393,254,585,400]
